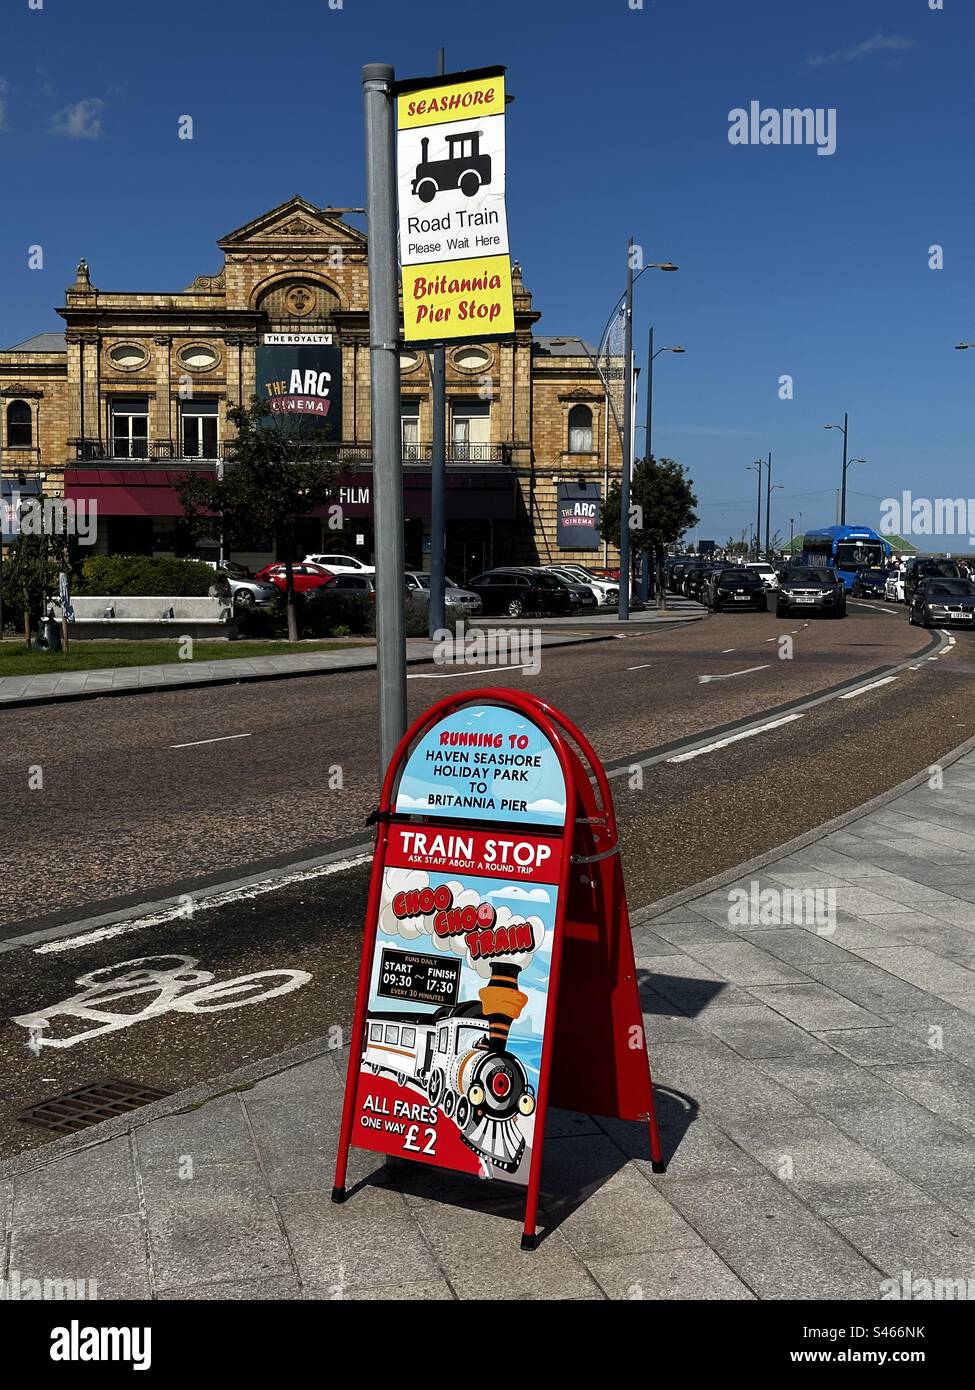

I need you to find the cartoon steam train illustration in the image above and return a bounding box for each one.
[363,961,536,1173]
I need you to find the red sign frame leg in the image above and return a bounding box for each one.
[332,688,665,1252]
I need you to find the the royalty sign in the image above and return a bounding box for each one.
[395,66,515,344]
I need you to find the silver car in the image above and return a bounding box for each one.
[205,562,277,607]
[405,571,483,616]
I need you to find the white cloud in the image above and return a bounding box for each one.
[486,886,551,904]
[50,98,105,140]
[808,32,915,67]
[525,798,565,815]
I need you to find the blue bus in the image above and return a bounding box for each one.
[800,525,892,591]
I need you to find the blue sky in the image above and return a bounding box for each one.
[2,0,972,545]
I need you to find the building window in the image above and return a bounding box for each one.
[401,400,420,460]
[568,404,593,453]
[111,397,149,459]
[181,399,219,458]
[451,399,489,459]
[5,400,32,449]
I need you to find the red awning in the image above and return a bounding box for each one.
[63,469,214,517]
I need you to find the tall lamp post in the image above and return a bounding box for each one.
[767,483,784,557]
[823,413,853,525]
[789,516,795,555]
[637,328,684,596]
[747,459,764,558]
[560,250,678,621]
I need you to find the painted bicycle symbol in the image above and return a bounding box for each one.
[13,954,313,1051]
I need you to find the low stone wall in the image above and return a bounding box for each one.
[57,595,237,642]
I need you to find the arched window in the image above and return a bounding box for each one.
[6,400,32,449]
[568,404,593,453]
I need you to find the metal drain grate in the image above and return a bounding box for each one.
[19,1078,172,1134]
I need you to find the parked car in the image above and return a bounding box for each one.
[541,564,618,607]
[685,563,723,604]
[404,571,483,617]
[203,560,276,606]
[467,567,572,617]
[254,561,336,594]
[775,566,847,618]
[885,567,906,603]
[705,567,768,613]
[744,562,780,591]
[532,567,597,611]
[908,577,975,628]
[903,558,963,605]
[303,553,376,575]
[850,567,888,598]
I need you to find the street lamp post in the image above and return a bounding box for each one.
[638,327,684,597]
[747,459,764,558]
[767,483,784,558]
[824,413,852,525]
[789,516,795,555]
[560,250,678,621]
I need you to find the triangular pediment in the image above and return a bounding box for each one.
[218,196,366,252]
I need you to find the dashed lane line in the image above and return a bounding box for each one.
[170,733,253,750]
[665,713,805,763]
[839,676,899,700]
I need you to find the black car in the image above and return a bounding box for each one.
[668,561,692,594]
[903,558,963,605]
[467,567,572,618]
[706,567,768,612]
[908,577,975,628]
[684,564,720,603]
[850,567,888,598]
[776,566,847,618]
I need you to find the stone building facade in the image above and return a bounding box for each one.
[0,197,622,581]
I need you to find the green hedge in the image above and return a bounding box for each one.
[77,555,216,597]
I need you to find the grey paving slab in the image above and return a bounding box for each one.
[6,1213,150,1301]
[872,1061,975,1136]
[801,959,936,1014]
[143,1162,294,1292]
[678,941,809,987]
[12,1137,140,1227]
[749,982,889,1032]
[852,946,975,1000]
[277,1191,443,1294]
[134,1094,255,1172]
[410,1199,602,1300]
[697,1003,835,1059]
[661,1175,884,1299]
[815,1026,948,1065]
[826,1207,975,1280]
[736,927,859,966]
[588,1246,755,1300]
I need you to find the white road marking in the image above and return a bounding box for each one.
[170,733,253,750]
[698,664,770,684]
[667,713,804,763]
[839,676,898,699]
[35,853,372,955]
[14,955,313,1050]
[720,648,736,654]
[408,664,534,679]
[627,663,654,671]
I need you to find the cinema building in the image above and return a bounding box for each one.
[0,197,621,580]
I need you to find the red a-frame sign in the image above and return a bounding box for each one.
[333,688,664,1249]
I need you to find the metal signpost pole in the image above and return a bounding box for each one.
[428,47,447,639]
[764,450,772,558]
[363,63,407,775]
[619,238,634,622]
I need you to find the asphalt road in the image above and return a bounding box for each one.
[3,599,975,1159]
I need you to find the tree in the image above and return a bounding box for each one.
[599,455,698,610]
[723,532,751,558]
[177,398,344,641]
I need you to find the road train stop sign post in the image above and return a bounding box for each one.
[332,688,665,1251]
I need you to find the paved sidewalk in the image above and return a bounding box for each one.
[9,732,973,1299]
[0,604,702,709]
